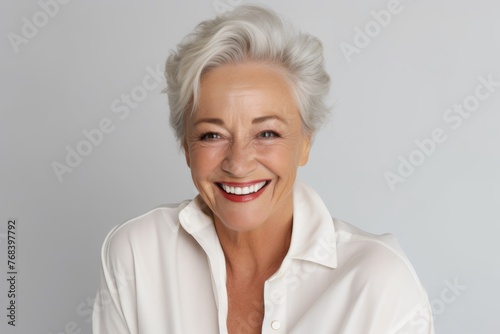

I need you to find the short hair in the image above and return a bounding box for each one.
[164,5,331,144]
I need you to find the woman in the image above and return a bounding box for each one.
[93,5,434,333]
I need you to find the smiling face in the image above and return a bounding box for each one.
[184,62,311,232]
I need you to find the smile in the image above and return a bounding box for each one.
[216,180,270,202]
[219,181,267,195]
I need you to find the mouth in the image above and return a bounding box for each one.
[215,180,270,202]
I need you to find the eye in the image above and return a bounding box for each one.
[258,130,280,139]
[200,132,222,141]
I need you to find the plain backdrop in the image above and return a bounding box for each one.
[1,0,499,333]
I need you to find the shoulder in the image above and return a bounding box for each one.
[333,218,404,255]
[333,218,412,266]
[332,218,432,329]
[100,201,191,264]
[332,218,427,297]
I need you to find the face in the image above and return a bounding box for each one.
[184,63,311,232]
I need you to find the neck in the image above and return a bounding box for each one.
[214,214,293,281]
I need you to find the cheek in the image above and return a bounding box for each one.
[256,142,301,174]
[188,145,226,177]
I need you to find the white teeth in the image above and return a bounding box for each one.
[221,181,266,195]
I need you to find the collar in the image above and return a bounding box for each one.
[286,181,337,269]
[178,181,338,269]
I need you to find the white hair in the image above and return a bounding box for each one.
[165,5,331,144]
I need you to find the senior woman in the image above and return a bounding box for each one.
[93,5,434,334]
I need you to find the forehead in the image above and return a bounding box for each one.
[196,63,299,120]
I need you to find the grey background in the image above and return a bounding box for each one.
[1,0,499,333]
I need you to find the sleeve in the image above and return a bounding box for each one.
[92,225,137,334]
[378,235,435,334]
[360,232,436,334]
[383,239,435,334]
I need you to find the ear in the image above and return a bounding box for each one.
[298,132,312,166]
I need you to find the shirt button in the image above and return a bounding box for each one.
[271,320,281,330]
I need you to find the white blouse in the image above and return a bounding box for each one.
[93,182,434,333]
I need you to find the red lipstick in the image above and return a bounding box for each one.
[216,180,269,203]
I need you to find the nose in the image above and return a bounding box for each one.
[221,140,257,177]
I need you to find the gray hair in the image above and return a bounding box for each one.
[164,5,331,144]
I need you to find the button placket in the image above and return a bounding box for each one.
[262,275,287,333]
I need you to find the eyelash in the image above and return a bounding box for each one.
[199,132,222,141]
[258,130,280,139]
[198,130,281,141]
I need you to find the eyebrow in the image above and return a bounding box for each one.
[252,115,288,125]
[193,118,224,126]
[193,115,288,126]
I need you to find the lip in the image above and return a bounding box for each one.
[216,180,270,202]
